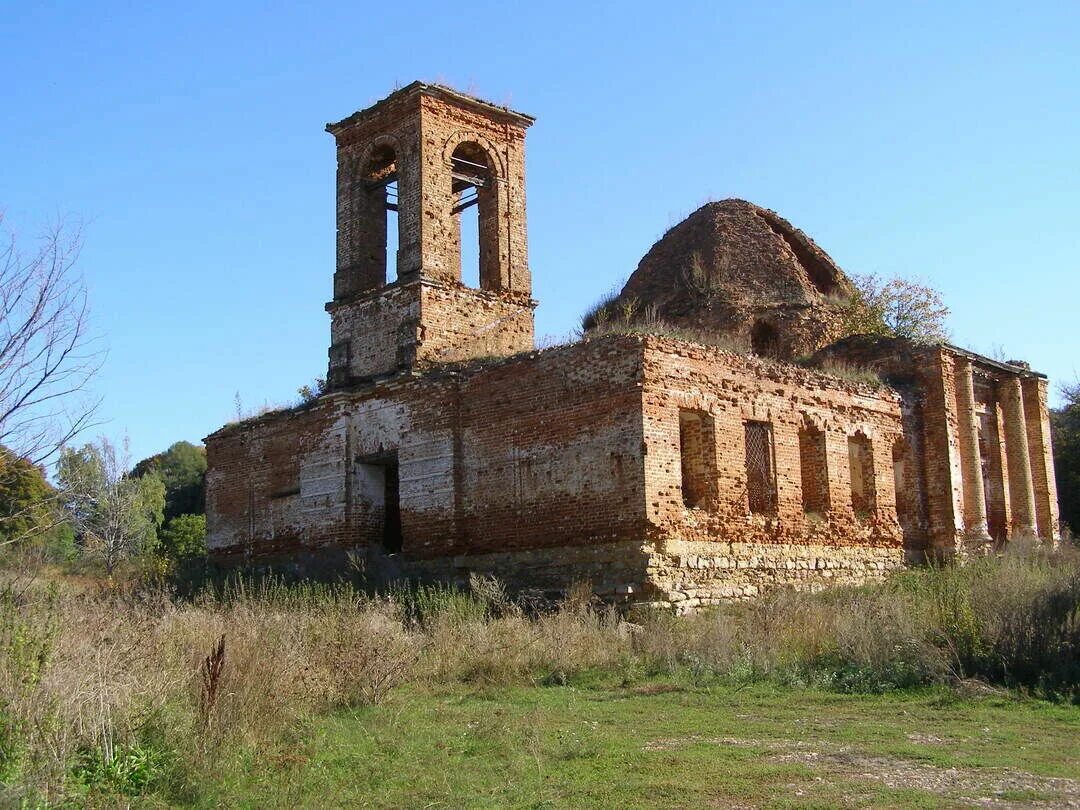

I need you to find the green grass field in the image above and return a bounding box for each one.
[199,677,1080,809]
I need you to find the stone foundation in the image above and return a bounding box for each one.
[208,533,905,613]
[646,539,905,613]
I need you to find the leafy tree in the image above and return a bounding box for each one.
[840,273,950,344]
[1052,381,1080,536]
[56,438,164,573]
[132,441,206,521]
[297,377,326,404]
[0,447,54,547]
[159,513,207,560]
[0,445,77,559]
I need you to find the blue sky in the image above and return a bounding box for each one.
[3,1,1078,465]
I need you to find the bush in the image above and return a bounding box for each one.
[580,287,622,332]
[838,272,950,344]
[70,741,167,797]
[629,545,1079,697]
[159,514,207,560]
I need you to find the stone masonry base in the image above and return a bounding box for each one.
[211,537,905,612]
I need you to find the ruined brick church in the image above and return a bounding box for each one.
[205,82,1060,608]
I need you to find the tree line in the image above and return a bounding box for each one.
[1,438,207,573]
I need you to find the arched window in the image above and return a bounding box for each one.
[362,144,400,284]
[450,142,499,290]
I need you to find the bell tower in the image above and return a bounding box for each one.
[324,82,536,388]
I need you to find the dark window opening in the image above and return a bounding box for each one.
[848,433,875,519]
[979,410,1008,542]
[745,421,777,515]
[799,424,829,515]
[751,320,779,358]
[450,142,499,290]
[382,457,402,553]
[679,409,716,509]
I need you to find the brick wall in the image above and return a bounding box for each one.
[813,336,1061,554]
[326,280,536,386]
[633,336,908,602]
[207,333,923,603]
[414,282,534,367]
[207,335,648,567]
[641,336,905,546]
[327,283,419,383]
[205,404,343,557]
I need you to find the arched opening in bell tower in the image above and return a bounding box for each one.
[450,142,499,291]
[362,143,401,284]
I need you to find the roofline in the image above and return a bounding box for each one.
[326,81,535,135]
[943,343,1046,379]
[205,330,912,443]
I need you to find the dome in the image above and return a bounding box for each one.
[594,199,855,360]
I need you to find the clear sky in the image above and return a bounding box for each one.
[3,1,1078,465]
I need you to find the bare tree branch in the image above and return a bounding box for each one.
[0,211,104,467]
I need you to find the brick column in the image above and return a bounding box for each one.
[1021,377,1061,540]
[954,360,991,541]
[1001,377,1037,537]
[919,350,965,558]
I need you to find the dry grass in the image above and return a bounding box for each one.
[0,542,1077,803]
[581,298,750,354]
[798,357,885,387]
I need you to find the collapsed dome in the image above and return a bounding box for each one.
[592,199,855,360]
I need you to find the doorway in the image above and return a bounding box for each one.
[356,451,402,553]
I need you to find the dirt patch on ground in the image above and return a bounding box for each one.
[643,736,1080,808]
